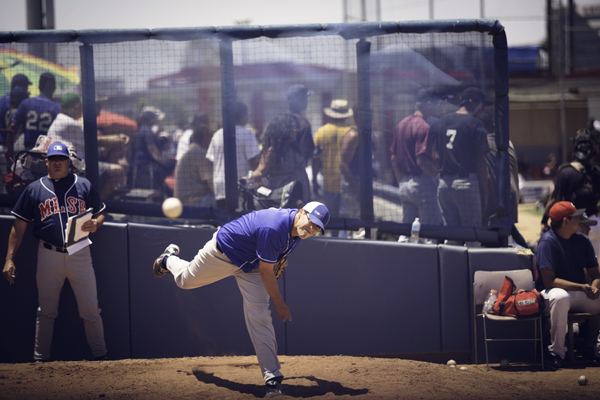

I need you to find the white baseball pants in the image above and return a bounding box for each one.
[543,288,600,359]
[166,231,282,383]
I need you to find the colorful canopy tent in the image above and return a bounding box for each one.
[0,46,79,97]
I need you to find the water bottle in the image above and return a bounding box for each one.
[409,218,421,243]
[246,170,254,186]
[482,289,498,314]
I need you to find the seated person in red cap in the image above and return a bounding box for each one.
[536,201,600,369]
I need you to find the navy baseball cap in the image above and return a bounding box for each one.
[11,74,32,88]
[286,84,313,101]
[46,142,70,158]
[459,87,493,106]
[302,201,330,234]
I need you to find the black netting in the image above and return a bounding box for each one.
[0,21,509,244]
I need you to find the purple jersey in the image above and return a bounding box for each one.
[12,174,105,248]
[216,208,301,272]
[12,94,60,148]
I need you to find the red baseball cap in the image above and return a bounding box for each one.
[549,201,585,222]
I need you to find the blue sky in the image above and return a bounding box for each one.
[0,0,559,47]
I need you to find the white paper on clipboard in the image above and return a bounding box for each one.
[65,208,93,254]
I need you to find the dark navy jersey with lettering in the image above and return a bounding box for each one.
[12,174,105,248]
[216,208,301,272]
[431,112,488,175]
[536,229,597,291]
[12,94,60,148]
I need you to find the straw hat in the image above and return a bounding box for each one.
[324,99,353,119]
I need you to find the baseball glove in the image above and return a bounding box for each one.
[273,256,288,279]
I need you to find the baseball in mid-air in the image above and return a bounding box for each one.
[162,197,183,219]
[578,375,588,386]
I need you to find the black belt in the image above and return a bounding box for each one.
[43,242,68,253]
[216,241,223,254]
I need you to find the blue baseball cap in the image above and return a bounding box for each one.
[46,142,70,158]
[302,201,330,234]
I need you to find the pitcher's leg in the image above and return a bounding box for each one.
[235,270,282,383]
[167,234,238,289]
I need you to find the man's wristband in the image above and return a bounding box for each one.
[541,215,549,225]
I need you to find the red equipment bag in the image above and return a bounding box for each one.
[491,275,545,318]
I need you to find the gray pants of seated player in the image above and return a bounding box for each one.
[166,231,282,383]
[542,288,600,359]
[35,242,107,360]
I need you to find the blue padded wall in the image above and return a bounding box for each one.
[286,239,441,355]
[0,217,130,362]
[439,245,470,353]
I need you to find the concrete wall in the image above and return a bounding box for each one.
[0,216,535,364]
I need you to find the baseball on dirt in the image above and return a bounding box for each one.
[162,197,183,219]
[578,375,588,386]
[447,360,456,366]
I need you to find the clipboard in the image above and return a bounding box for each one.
[65,208,93,255]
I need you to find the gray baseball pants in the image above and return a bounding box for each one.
[165,231,282,384]
[35,242,107,361]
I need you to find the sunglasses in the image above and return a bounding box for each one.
[47,155,69,162]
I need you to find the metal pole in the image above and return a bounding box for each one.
[429,0,434,20]
[361,0,366,21]
[356,39,374,237]
[558,1,568,164]
[79,44,100,191]
[219,39,238,211]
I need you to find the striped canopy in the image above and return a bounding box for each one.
[0,46,79,97]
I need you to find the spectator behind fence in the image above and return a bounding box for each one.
[247,113,310,209]
[47,93,126,199]
[95,99,135,176]
[431,87,489,230]
[176,114,210,161]
[206,101,260,209]
[0,74,32,131]
[536,202,600,370]
[11,73,60,152]
[1,86,30,176]
[340,106,362,220]
[541,129,600,248]
[286,84,315,164]
[313,99,353,234]
[174,117,215,207]
[390,88,443,238]
[129,106,168,193]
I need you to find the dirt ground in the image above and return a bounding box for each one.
[1,355,600,399]
[0,203,590,400]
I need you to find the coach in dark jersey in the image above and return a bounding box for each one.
[431,87,489,229]
[3,142,108,362]
[152,202,330,398]
[11,72,60,151]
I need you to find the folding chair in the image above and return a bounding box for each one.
[473,269,544,370]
